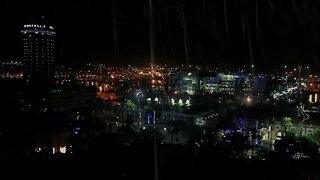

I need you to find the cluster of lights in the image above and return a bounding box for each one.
[0,61,23,65]
[0,73,23,79]
[171,98,191,106]
[309,93,319,103]
[53,146,67,154]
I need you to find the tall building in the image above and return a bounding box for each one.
[21,19,56,87]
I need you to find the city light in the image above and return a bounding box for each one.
[171,98,175,106]
[137,92,143,99]
[2,1,320,174]
[186,99,191,106]
[60,146,67,154]
[309,95,313,103]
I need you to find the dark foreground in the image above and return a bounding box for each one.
[3,143,320,180]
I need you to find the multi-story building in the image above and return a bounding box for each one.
[170,71,200,95]
[21,18,56,87]
[200,73,243,95]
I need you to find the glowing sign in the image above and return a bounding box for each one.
[24,24,54,29]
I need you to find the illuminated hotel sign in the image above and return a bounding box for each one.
[21,24,56,35]
[23,24,54,29]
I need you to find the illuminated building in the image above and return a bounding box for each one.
[170,71,200,95]
[21,18,56,87]
[199,73,265,97]
[200,73,242,95]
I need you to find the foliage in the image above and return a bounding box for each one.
[281,117,293,132]
[300,136,319,158]
[125,99,137,110]
[274,129,320,159]
[308,129,320,146]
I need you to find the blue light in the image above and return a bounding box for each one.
[225,129,232,135]
[147,113,153,124]
[239,118,245,133]
[21,30,56,35]
[239,118,245,126]
[235,74,241,78]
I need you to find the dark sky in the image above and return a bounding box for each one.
[1,0,320,69]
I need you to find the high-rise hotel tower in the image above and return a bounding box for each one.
[21,18,56,87]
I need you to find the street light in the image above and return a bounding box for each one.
[137,92,143,100]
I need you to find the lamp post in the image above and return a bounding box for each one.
[137,92,143,124]
[297,103,309,159]
[153,110,158,180]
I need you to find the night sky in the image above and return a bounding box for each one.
[1,0,320,69]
